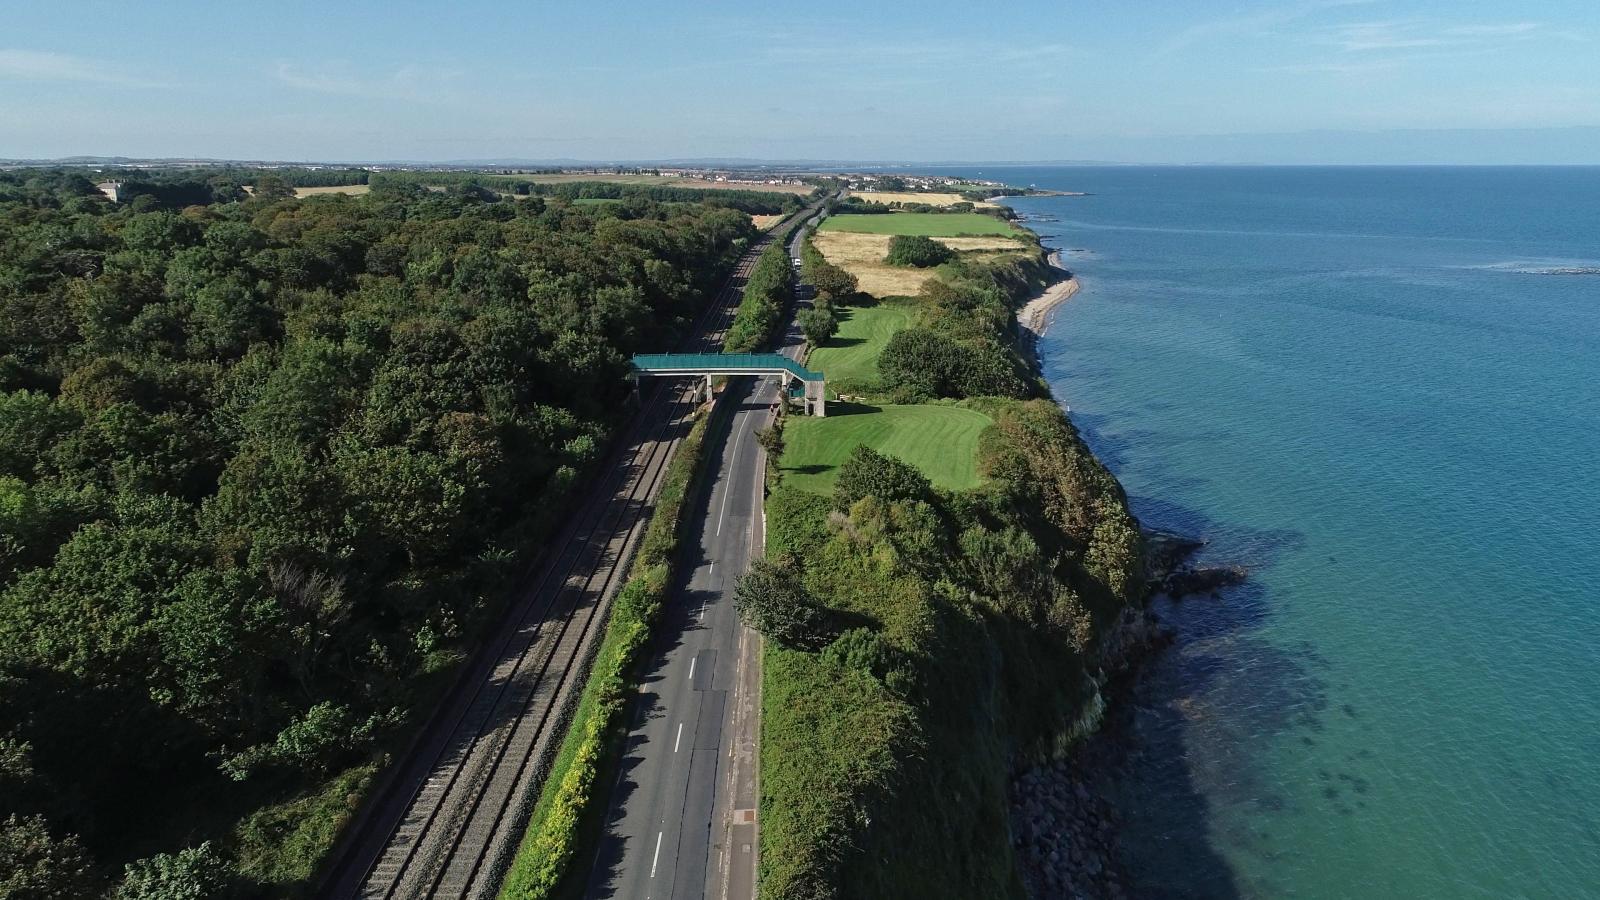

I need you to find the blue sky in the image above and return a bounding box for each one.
[3,0,1598,163]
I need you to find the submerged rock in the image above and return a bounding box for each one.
[1160,564,1248,598]
[1143,528,1205,579]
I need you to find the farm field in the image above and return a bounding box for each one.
[848,191,998,208]
[812,232,934,297]
[751,214,785,230]
[812,232,1027,299]
[807,302,916,388]
[820,211,1018,237]
[519,173,813,194]
[293,184,370,197]
[779,403,993,494]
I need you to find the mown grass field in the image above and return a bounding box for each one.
[779,404,993,494]
[820,211,1018,237]
[807,302,915,388]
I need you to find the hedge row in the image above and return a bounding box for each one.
[497,401,718,900]
[724,239,796,352]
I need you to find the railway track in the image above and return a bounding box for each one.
[322,208,814,900]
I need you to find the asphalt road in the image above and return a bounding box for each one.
[582,207,826,900]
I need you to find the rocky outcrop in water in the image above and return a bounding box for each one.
[1158,564,1248,598]
[1143,529,1204,578]
[1143,528,1248,599]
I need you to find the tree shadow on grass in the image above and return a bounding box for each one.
[782,464,832,476]
[814,401,882,417]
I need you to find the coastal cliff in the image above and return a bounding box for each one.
[753,221,1151,899]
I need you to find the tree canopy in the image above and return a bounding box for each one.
[0,168,755,894]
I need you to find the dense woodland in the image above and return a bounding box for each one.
[0,169,759,896]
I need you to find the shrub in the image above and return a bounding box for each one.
[832,446,930,511]
[884,235,953,268]
[877,327,1028,401]
[734,558,831,650]
[115,842,231,900]
[797,307,837,346]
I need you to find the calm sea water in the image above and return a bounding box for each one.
[940,166,1600,898]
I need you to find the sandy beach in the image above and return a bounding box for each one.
[1018,251,1081,337]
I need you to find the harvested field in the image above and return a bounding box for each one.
[293,184,370,198]
[820,211,1017,237]
[812,232,1027,299]
[939,236,1028,251]
[847,191,997,208]
[812,232,934,298]
[751,214,785,231]
[521,173,813,194]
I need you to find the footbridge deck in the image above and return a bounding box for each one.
[631,353,827,415]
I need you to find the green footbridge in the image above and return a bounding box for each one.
[630,353,828,416]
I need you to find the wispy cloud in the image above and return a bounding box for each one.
[1444,22,1541,37]
[1322,21,1456,52]
[273,61,464,102]
[1321,19,1573,52]
[1258,59,1403,75]
[0,49,168,87]
[1260,17,1590,77]
[1151,0,1380,59]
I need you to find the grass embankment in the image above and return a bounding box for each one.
[497,403,719,900]
[820,211,1018,237]
[778,404,991,494]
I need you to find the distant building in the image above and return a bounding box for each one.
[95,181,125,203]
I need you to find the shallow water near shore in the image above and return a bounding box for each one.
[938,166,1600,898]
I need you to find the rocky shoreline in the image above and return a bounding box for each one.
[1004,217,1244,899]
[1008,528,1231,899]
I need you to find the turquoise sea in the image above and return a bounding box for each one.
[946,166,1600,898]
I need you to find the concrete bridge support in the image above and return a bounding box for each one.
[804,379,827,417]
